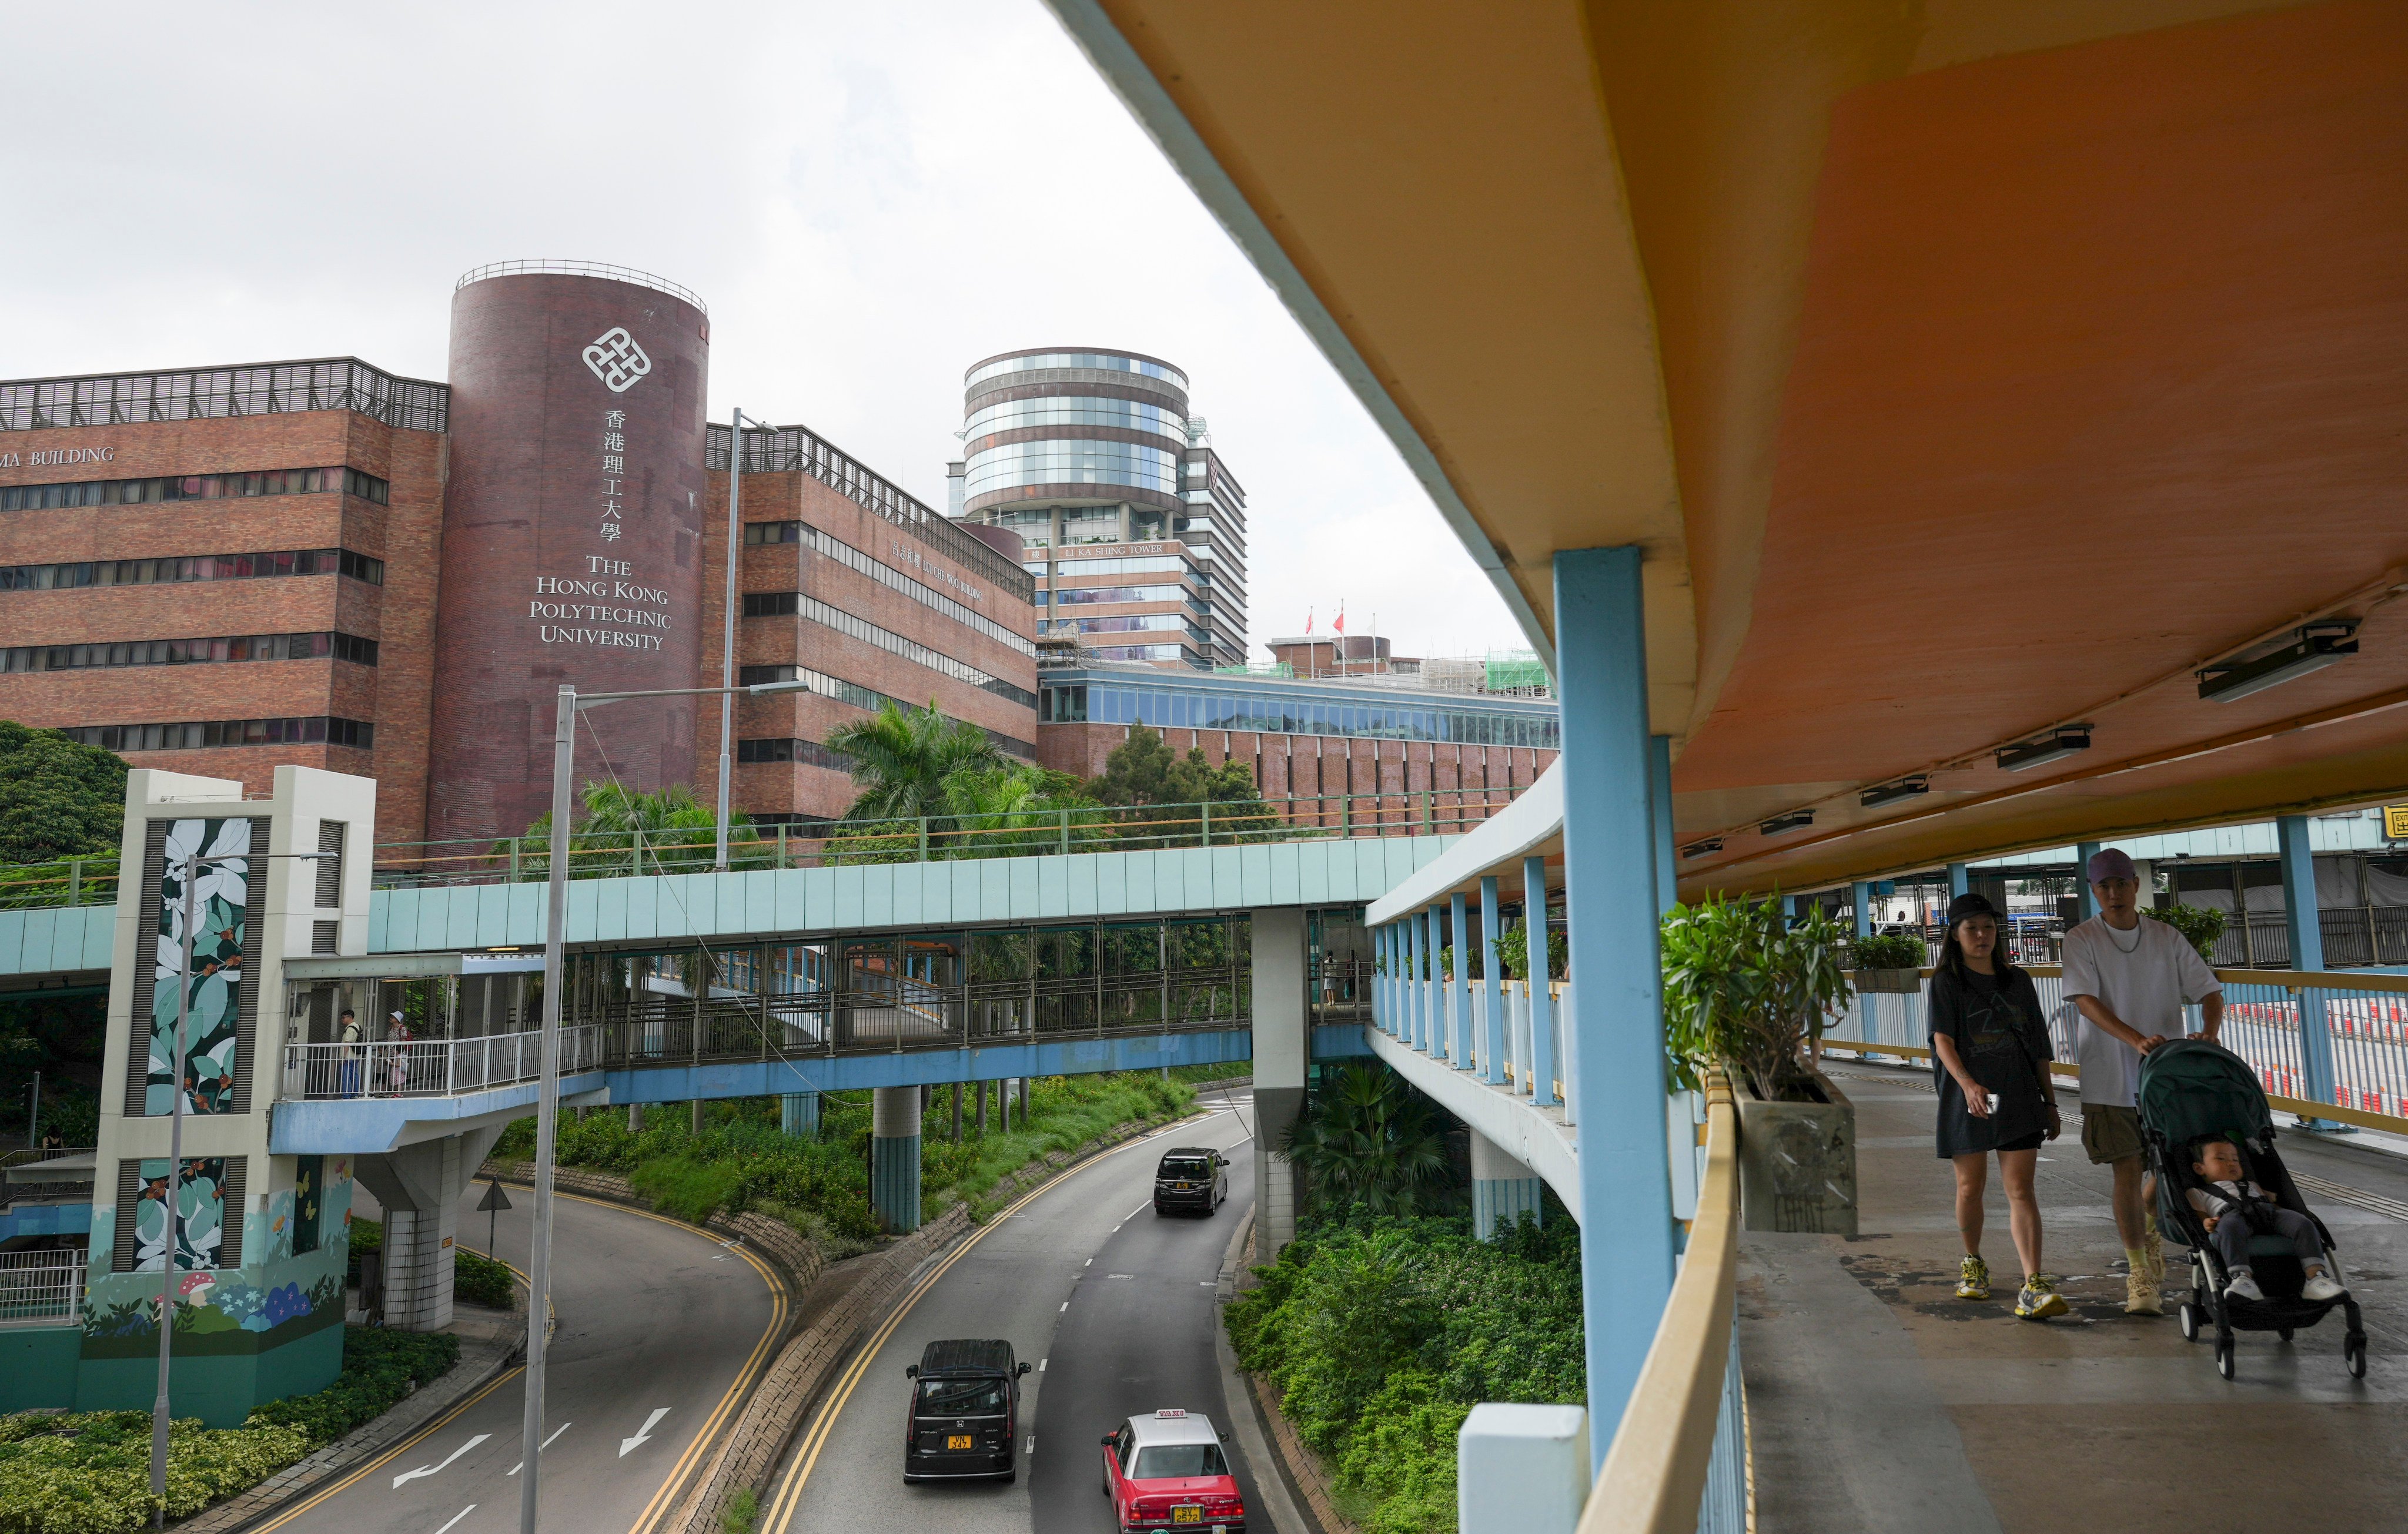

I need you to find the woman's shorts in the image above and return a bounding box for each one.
[1994,1130,2046,1154]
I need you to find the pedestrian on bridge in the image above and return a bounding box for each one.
[1929,893,2068,1320]
[2062,847,2225,1316]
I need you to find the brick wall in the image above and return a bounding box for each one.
[0,411,445,843]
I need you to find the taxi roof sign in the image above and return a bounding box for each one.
[1155,1408,1188,1418]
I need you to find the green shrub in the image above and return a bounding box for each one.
[720,1485,758,1534]
[629,1156,744,1224]
[2158,902,2227,960]
[1848,932,1927,970]
[453,1248,516,1309]
[0,1328,458,1534]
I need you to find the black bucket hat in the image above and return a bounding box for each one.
[1945,892,2000,926]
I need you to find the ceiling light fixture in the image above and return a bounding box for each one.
[1681,838,1723,859]
[2197,622,2359,704]
[1859,776,1929,809]
[1758,809,1815,835]
[1996,725,2092,773]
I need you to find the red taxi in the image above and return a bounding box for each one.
[1101,1408,1244,1533]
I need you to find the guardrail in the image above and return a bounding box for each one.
[1371,963,1573,1110]
[0,786,1534,909]
[1,1146,96,1203]
[281,1026,606,1101]
[0,1248,85,1328]
[1824,963,2408,1134]
[1583,1071,1746,1534]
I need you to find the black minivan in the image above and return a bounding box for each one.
[902,1338,1030,1483]
[1153,1146,1229,1215]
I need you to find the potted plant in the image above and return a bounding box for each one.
[1663,896,1858,1234]
[1848,932,1927,994]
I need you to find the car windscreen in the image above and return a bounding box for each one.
[915,1376,1007,1416]
[1158,1158,1212,1179]
[1133,1443,1228,1479]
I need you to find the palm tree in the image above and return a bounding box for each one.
[510,782,761,876]
[823,701,1005,822]
[1280,1063,1454,1217]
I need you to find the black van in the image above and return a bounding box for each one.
[1153,1146,1229,1215]
[902,1338,1029,1482]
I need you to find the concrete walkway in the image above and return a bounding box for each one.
[1740,1058,2408,1533]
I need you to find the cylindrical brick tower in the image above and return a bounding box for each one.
[427,262,711,846]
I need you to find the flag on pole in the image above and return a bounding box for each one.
[1305,607,1314,634]
[1333,605,1346,635]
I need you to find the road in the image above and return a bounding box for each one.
[259,1182,785,1534]
[765,1088,1266,1534]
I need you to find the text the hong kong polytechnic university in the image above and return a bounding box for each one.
[530,567,673,651]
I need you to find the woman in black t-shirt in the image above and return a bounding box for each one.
[1928,892,2066,1319]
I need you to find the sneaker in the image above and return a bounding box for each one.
[2125,1274,2164,1315]
[2015,1275,2070,1320]
[2302,1271,2346,1303]
[1956,1254,1991,1301]
[2225,1268,2265,1302]
[2143,1224,2166,1282]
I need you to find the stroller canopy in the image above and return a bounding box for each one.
[2137,1037,2274,1151]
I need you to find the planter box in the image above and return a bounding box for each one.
[1733,1063,1858,1235]
[1853,967,1923,994]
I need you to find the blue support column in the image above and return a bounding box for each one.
[1781,894,1797,926]
[1407,910,1426,1051]
[869,1086,921,1233]
[781,1091,820,1137]
[1427,903,1447,1055]
[1480,875,1505,1083]
[1376,923,1392,1032]
[2078,841,2102,922]
[1385,922,1400,1035]
[1555,545,1677,1472]
[1852,881,1873,938]
[1649,734,1678,913]
[1523,854,1556,1108]
[1451,891,1471,1069]
[1948,862,1970,899]
[2278,815,2340,1118]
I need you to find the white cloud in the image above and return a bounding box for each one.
[0,1,1524,662]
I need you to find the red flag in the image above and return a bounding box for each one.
[1305,607,1314,634]
[1333,605,1346,635]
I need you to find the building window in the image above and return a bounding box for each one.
[745,592,1037,709]
[0,465,389,513]
[1041,685,1088,723]
[736,736,854,770]
[0,547,383,591]
[738,664,1035,758]
[1,631,377,673]
[56,716,373,752]
[744,520,1032,655]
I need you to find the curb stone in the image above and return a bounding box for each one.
[1215,1207,1315,1534]
[1223,1215,1360,1534]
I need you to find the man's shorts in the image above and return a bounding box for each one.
[2082,1102,2146,1164]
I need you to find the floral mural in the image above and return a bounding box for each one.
[147,818,252,1116]
[133,1157,226,1271]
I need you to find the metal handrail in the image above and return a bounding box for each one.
[0,1247,85,1327]
[1580,1070,1742,1533]
[281,1025,604,1101]
[454,259,706,313]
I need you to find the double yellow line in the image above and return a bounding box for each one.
[253,1188,787,1534]
[758,1107,1233,1534]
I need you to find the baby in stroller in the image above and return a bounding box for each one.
[2186,1137,2345,1304]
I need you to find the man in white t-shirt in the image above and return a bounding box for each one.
[2060,847,2223,1317]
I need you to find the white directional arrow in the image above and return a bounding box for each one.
[393,1434,489,1489]
[620,1408,671,1458]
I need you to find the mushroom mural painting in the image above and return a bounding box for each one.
[147,818,252,1116]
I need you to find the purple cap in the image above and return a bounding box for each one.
[2086,848,2138,884]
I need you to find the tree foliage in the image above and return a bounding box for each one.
[1281,1063,1453,1217]
[1085,726,1279,844]
[824,700,1005,822]
[507,781,762,876]
[0,721,128,865]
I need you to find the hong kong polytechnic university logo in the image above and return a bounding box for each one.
[582,326,651,393]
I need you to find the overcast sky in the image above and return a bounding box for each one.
[0,3,1523,664]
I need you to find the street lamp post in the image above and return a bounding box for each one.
[150,846,326,1528]
[715,408,773,872]
[521,676,804,1534]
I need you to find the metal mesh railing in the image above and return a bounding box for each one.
[281,1026,605,1101]
[0,359,447,434]
[0,1248,84,1327]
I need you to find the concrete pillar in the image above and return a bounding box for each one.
[1480,876,1506,1084]
[1554,544,1677,1473]
[1523,854,1556,1108]
[1426,903,1446,1053]
[353,1126,502,1332]
[627,1101,643,1132]
[1852,881,1873,938]
[1648,734,1677,913]
[1406,908,1425,1051]
[871,1086,922,1233]
[976,1079,989,1135]
[2129,858,2156,909]
[1470,1127,1544,1241]
[952,1081,964,1142]
[1781,894,1797,925]
[1948,862,1970,900]
[2278,815,2339,1116]
[1252,907,1309,1255]
[1451,891,1471,1069]
[2078,841,2102,922]
[781,1091,820,1137]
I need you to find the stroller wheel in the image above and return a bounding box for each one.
[2347,1335,2367,1379]
[2178,1302,2200,1342]
[2278,1326,2294,1344]
[2216,1339,2236,1381]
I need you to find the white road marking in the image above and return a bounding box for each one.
[393,1434,489,1488]
[433,1506,476,1534]
[506,1422,572,1474]
[1125,1201,1150,1220]
[1060,1301,1069,1312]
[1085,1257,1093,1267]
[1038,1358,1047,1372]
[1108,1274,1133,1280]
[1026,1435,1035,1455]
[620,1407,672,1458]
